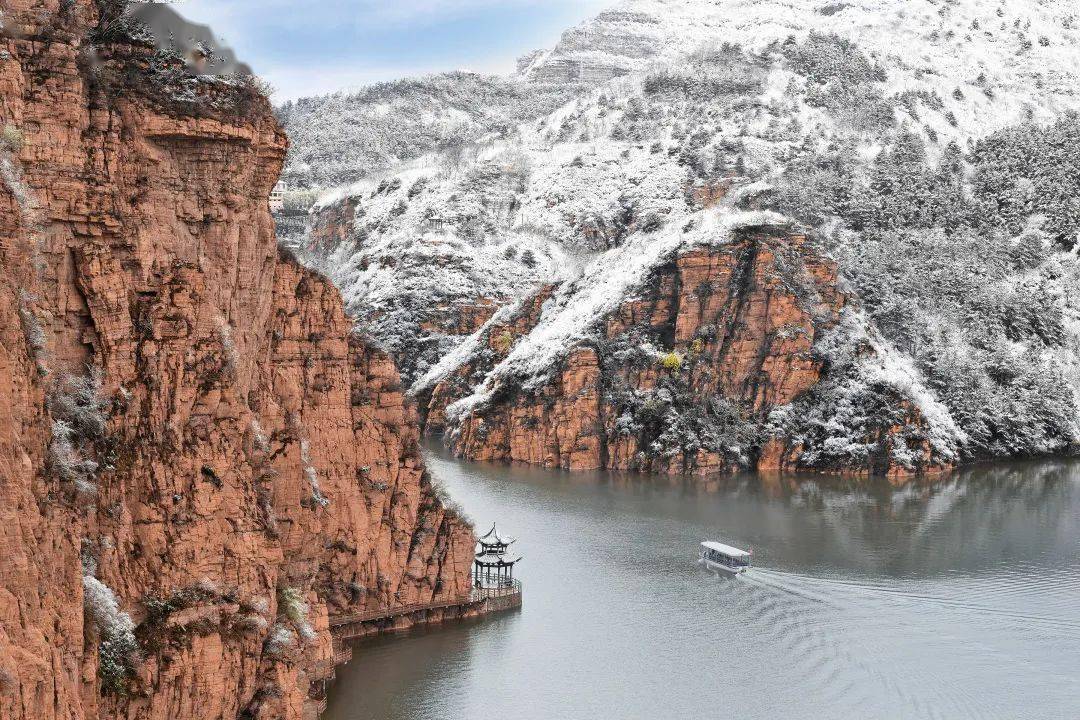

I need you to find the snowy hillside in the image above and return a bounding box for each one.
[524,0,1079,137]
[286,0,1080,464]
[276,72,580,188]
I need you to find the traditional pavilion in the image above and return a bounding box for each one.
[473,524,522,588]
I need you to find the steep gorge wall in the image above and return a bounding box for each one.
[427,228,950,478]
[0,2,473,719]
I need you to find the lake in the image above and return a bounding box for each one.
[324,447,1080,720]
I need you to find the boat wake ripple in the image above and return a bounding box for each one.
[725,566,1080,720]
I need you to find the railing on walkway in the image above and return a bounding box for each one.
[305,677,330,720]
[469,579,522,601]
[329,580,522,629]
[331,644,353,665]
[329,595,472,628]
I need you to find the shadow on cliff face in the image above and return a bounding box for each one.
[128,1,252,75]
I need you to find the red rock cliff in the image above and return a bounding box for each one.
[0,3,474,719]
[429,227,951,478]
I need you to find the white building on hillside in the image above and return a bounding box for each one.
[269,180,287,213]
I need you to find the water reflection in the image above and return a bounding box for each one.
[325,449,1080,720]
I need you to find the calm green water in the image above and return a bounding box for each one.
[324,447,1080,720]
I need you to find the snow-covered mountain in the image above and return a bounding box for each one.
[276,72,579,189]
[524,0,1078,136]
[283,0,1080,469]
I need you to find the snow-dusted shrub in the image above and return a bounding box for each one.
[49,366,108,441]
[80,538,99,576]
[216,317,238,380]
[442,498,474,528]
[303,466,329,508]
[299,438,329,507]
[83,575,139,696]
[17,290,48,375]
[0,155,35,216]
[429,479,473,526]
[1010,231,1050,270]
[141,580,225,639]
[250,417,270,453]
[50,420,99,496]
[194,577,220,597]
[89,0,155,45]
[1,125,22,152]
[407,176,428,199]
[276,587,315,643]
[893,88,945,118]
[233,613,268,633]
[240,595,270,615]
[264,623,294,656]
[47,367,111,495]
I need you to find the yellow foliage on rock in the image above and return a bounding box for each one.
[493,331,514,353]
[659,352,683,371]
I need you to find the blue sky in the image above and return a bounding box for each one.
[173,0,613,101]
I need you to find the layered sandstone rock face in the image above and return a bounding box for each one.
[429,227,950,477]
[0,3,473,719]
[305,197,360,262]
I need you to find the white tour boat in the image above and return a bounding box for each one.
[699,541,752,575]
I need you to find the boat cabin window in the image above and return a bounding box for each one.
[706,549,750,567]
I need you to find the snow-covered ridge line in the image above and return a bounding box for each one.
[843,309,968,455]
[411,293,541,397]
[444,209,792,420]
[528,0,1080,138]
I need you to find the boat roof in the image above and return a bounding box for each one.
[701,541,751,558]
